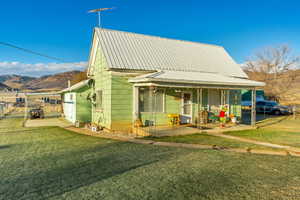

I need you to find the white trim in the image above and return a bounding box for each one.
[132,82,257,90]
[133,86,139,122]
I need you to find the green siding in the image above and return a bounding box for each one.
[110,75,133,131]
[75,86,91,123]
[91,47,112,128]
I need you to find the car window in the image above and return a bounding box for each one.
[256,102,266,106]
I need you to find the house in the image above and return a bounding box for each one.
[61,80,92,124]
[87,28,264,134]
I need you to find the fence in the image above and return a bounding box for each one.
[0,92,62,120]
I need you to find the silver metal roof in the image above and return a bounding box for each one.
[60,79,90,93]
[95,28,248,78]
[129,71,265,87]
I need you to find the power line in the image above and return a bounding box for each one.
[0,41,67,62]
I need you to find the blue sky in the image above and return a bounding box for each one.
[1,0,300,76]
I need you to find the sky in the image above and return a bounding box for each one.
[1,0,300,77]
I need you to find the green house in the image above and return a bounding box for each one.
[61,80,92,124]
[87,28,264,133]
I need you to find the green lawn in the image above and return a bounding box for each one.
[1,118,300,200]
[225,117,300,148]
[146,133,278,150]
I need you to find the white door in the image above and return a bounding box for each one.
[181,92,192,124]
[63,93,76,123]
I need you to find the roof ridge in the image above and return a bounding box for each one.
[95,27,223,49]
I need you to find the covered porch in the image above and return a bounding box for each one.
[129,71,263,136]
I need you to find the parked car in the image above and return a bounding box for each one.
[29,108,44,119]
[256,101,290,115]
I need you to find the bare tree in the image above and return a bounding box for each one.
[245,45,300,102]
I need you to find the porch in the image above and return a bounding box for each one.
[129,71,263,137]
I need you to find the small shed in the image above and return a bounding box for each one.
[61,80,91,124]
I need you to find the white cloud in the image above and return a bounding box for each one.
[0,61,87,77]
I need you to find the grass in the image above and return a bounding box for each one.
[146,133,277,150]
[1,118,300,199]
[225,116,300,148]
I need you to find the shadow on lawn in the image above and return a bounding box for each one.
[1,140,188,200]
[0,145,11,150]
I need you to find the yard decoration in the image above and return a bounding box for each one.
[219,106,227,128]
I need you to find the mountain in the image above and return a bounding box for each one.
[0,75,36,89]
[0,71,83,92]
[22,71,81,91]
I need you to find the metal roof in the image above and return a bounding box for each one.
[129,71,265,87]
[60,79,90,93]
[95,28,248,78]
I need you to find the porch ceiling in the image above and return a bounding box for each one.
[129,70,265,88]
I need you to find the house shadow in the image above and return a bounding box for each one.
[0,145,11,150]
[2,140,191,200]
[241,111,274,125]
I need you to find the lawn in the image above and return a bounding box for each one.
[1,118,300,200]
[225,117,300,148]
[146,133,277,150]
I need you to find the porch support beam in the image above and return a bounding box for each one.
[133,86,139,122]
[251,88,256,126]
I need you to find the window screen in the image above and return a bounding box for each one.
[139,88,164,112]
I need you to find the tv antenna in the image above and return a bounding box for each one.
[88,7,115,28]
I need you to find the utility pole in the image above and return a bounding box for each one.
[88,7,115,28]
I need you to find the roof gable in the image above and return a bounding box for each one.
[95,28,248,78]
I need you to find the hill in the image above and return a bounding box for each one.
[0,75,36,89]
[22,71,82,91]
[0,71,83,92]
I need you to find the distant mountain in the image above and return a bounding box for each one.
[0,71,83,92]
[23,71,81,91]
[0,75,36,89]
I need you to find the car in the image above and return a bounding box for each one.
[29,108,45,119]
[256,101,290,115]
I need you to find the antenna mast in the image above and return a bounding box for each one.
[88,7,115,28]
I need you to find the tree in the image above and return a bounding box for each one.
[245,45,300,102]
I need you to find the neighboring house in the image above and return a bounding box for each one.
[61,80,92,124]
[87,28,264,133]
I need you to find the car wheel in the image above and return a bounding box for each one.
[274,110,281,115]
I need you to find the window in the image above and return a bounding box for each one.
[69,94,73,101]
[256,101,266,106]
[96,90,103,109]
[139,88,164,112]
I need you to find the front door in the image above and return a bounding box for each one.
[181,92,192,124]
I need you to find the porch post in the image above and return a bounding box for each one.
[133,86,139,122]
[251,88,256,126]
